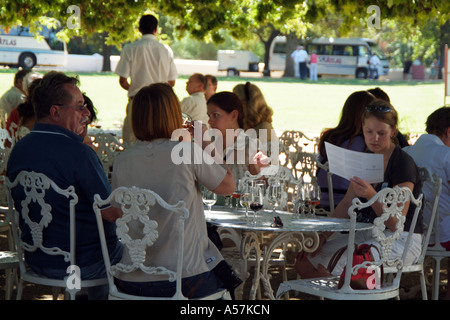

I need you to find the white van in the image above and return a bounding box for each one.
[0,26,67,68]
[217,50,260,76]
[269,36,389,79]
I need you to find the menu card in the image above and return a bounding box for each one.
[325,142,384,183]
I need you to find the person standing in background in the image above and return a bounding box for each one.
[403,58,412,80]
[309,50,318,81]
[115,14,178,145]
[369,53,380,80]
[291,46,308,79]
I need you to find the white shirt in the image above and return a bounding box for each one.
[111,139,226,280]
[115,34,178,98]
[291,49,308,63]
[404,134,450,242]
[180,92,208,124]
[369,54,381,67]
[0,86,25,114]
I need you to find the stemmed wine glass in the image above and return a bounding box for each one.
[232,179,243,208]
[201,186,217,218]
[249,185,264,225]
[238,180,251,220]
[294,182,310,218]
[267,182,281,214]
[307,182,321,218]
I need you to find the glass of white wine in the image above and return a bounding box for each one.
[201,186,217,219]
[238,180,251,220]
[267,182,282,214]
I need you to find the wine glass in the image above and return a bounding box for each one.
[249,185,264,225]
[294,182,310,218]
[182,112,193,129]
[238,180,251,220]
[307,182,321,218]
[201,186,217,218]
[267,182,281,214]
[231,179,243,209]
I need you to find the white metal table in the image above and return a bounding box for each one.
[206,206,373,300]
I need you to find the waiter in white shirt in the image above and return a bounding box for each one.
[291,45,308,79]
[115,14,178,144]
[369,53,381,80]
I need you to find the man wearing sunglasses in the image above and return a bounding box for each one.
[6,71,122,299]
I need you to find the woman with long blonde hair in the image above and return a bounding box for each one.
[232,82,277,143]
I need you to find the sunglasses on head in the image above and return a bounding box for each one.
[365,105,392,113]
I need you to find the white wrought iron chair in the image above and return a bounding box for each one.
[278,131,319,181]
[276,186,423,300]
[94,186,231,300]
[426,217,450,300]
[291,151,334,216]
[0,147,17,299]
[0,206,18,300]
[0,147,12,206]
[384,167,442,300]
[0,127,14,149]
[425,172,449,300]
[5,171,108,300]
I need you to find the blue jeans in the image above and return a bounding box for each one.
[29,241,123,300]
[299,62,307,79]
[114,270,224,299]
[369,67,378,79]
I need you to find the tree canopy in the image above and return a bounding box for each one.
[2,1,448,45]
[1,0,449,73]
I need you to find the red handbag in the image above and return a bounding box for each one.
[328,244,383,290]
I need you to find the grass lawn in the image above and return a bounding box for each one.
[0,69,445,137]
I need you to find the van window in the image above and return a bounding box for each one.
[307,44,319,53]
[343,46,353,56]
[320,45,333,55]
[331,45,354,56]
[273,42,286,54]
[332,45,344,56]
[358,45,369,58]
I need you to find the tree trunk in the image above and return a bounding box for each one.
[438,21,450,79]
[283,33,300,78]
[102,31,113,72]
[262,29,281,77]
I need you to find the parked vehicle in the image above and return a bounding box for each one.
[269,36,389,79]
[218,50,260,76]
[0,25,67,68]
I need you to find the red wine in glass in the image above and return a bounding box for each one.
[250,202,263,211]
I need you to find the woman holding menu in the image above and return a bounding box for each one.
[295,99,423,279]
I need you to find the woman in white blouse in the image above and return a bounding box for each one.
[111,83,235,298]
